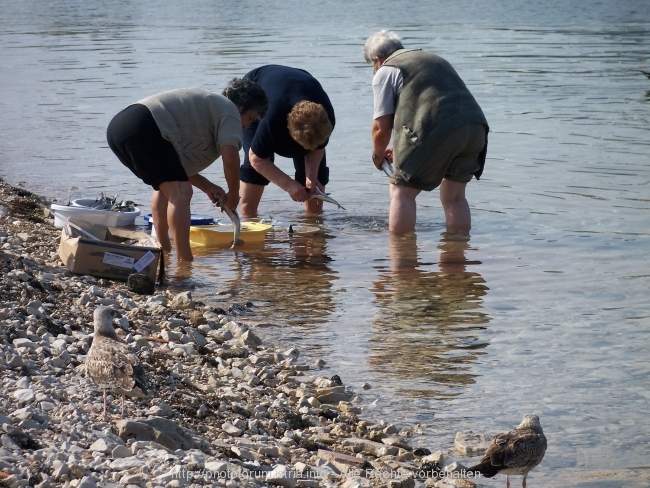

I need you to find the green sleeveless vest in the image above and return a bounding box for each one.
[383,49,489,182]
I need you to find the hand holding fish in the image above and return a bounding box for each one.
[213,193,243,249]
[372,147,393,170]
[286,180,311,202]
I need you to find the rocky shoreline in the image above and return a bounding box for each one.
[0,177,484,488]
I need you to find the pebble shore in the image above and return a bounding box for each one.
[0,178,485,488]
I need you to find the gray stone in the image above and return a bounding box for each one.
[18,418,40,430]
[14,270,31,282]
[9,406,33,420]
[52,463,70,481]
[89,438,117,454]
[109,457,146,470]
[167,318,188,328]
[442,462,469,474]
[154,465,190,486]
[172,344,195,356]
[221,422,242,437]
[317,449,366,468]
[283,347,299,359]
[204,460,229,472]
[27,306,47,319]
[434,479,476,488]
[117,417,211,453]
[0,474,24,488]
[1,434,21,450]
[120,472,149,485]
[146,295,167,307]
[12,338,39,350]
[341,438,399,457]
[145,401,174,418]
[120,297,137,310]
[40,401,56,411]
[381,436,411,449]
[161,330,183,342]
[223,321,249,337]
[422,450,445,465]
[454,432,491,457]
[184,329,207,347]
[239,330,262,347]
[111,444,132,458]
[265,464,296,488]
[171,291,194,310]
[255,445,280,458]
[388,477,416,488]
[231,446,257,461]
[76,476,99,488]
[87,285,104,297]
[316,389,353,404]
[13,389,35,403]
[6,355,24,369]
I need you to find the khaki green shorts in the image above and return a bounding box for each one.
[391,123,487,191]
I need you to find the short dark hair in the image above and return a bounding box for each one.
[222,78,268,117]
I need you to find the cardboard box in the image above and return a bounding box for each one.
[59,218,162,282]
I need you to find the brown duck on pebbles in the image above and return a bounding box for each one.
[468,414,547,488]
[86,306,149,419]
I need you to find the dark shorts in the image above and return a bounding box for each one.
[240,120,330,187]
[106,103,188,191]
[393,123,488,191]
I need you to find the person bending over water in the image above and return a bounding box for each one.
[239,65,336,218]
[364,30,489,235]
[106,79,268,261]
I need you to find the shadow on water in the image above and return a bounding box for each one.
[369,232,490,399]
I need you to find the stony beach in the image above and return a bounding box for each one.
[0,176,487,488]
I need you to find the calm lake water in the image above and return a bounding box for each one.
[1,1,649,486]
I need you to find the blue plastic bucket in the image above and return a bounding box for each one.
[143,213,214,229]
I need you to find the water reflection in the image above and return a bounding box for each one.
[189,220,338,329]
[369,232,490,398]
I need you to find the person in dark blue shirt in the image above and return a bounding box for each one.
[240,65,336,217]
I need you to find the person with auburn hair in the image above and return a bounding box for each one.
[364,30,489,235]
[239,65,335,217]
[107,78,268,262]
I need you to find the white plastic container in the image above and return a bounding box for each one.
[50,199,141,229]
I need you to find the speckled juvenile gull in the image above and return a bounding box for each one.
[85,306,148,419]
[468,413,547,488]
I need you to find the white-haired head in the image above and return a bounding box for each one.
[364,30,404,64]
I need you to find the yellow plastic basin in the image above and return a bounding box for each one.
[189,222,272,247]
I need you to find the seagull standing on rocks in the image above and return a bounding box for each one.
[468,414,547,488]
[85,306,148,419]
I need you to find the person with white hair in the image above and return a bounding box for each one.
[364,30,489,234]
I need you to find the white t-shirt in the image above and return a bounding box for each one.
[372,66,403,120]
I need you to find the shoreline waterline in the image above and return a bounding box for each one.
[0,174,502,488]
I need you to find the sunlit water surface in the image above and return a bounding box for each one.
[1,1,649,486]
